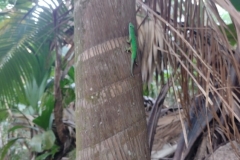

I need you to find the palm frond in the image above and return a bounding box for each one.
[0,0,73,105]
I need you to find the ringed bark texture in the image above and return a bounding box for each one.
[74,0,150,159]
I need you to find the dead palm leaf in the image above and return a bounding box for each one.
[136,0,240,159]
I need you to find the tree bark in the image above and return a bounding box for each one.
[74,0,150,159]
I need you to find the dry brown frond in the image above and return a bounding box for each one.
[136,0,240,159]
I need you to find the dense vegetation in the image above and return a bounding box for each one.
[0,0,240,159]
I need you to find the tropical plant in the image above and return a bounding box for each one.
[0,0,75,159]
[0,0,240,159]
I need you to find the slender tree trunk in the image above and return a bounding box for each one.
[74,0,150,159]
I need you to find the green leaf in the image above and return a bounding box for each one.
[35,152,52,160]
[28,134,43,152]
[49,144,59,158]
[68,67,75,80]
[0,138,18,160]
[60,78,70,88]
[62,88,75,106]
[32,94,54,130]
[230,0,240,11]
[25,73,49,110]
[35,144,59,160]
[225,23,237,46]
[41,130,56,150]
[0,109,8,122]
[28,130,56,153]
[25,78,42,109]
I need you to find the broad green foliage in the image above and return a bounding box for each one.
[27,130,59,159]
[0,0,73,107]
[28,130,56,152]
[25,76,48,110]
[32,94,54,130]
[0,2,54,104]
[0,0,74,159]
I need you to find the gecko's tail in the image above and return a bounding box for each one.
[131,59,134,76]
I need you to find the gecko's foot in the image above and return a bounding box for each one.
[126,38,131,44]
[125,47,131,53]
[131,72,134,77]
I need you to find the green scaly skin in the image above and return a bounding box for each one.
[127,23,137,76]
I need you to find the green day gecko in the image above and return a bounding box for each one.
[126,23,137,76]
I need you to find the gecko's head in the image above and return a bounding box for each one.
[129,23,134,28]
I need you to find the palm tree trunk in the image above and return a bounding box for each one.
[74,0,150,159]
